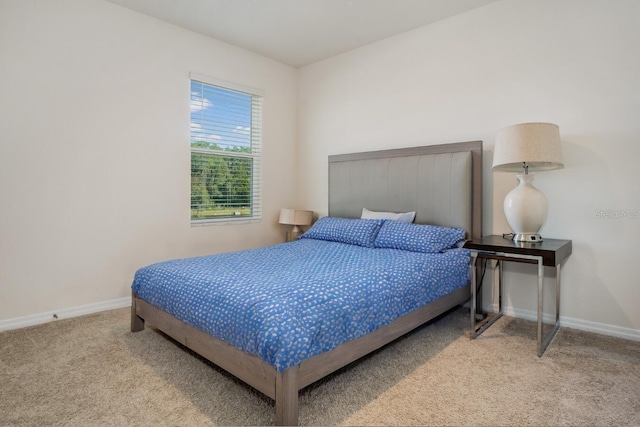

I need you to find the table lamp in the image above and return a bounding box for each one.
[493,122,564,242]
[279,208,313,242]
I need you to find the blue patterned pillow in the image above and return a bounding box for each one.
[374,220,466,253]
[300,217,384,247]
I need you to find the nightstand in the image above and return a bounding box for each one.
[464,235,572,356]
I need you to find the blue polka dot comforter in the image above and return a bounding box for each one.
[132,239,469,372]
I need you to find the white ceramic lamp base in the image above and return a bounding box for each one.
[504,174,548,242]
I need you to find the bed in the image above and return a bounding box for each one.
[131,140,483,425]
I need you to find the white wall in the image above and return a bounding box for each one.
[0,0,298,322]
[2,0,638,339]
[298,0,640,338]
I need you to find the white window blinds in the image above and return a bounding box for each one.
[190,74,263,224]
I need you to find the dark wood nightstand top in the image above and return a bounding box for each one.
[464,235,572,267]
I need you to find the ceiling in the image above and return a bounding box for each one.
[106,0,498,68]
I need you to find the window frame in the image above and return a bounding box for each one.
[189,73,263,226]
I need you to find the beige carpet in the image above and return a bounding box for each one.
[1,307,638,426]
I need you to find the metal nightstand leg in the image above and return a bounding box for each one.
[538,261,561,357]
[470,253,503,339]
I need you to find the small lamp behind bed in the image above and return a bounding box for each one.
[279,208,313,242]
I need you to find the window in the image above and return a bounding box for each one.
[190,74,263,224]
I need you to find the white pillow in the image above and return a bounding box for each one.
[361,208,416,223]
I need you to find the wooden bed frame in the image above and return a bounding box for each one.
[131,140,483,425]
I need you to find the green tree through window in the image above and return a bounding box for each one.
[190,76,262,223]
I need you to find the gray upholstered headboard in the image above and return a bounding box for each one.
[328,141,482,239]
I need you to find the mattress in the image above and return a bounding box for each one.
[132,238,469,372]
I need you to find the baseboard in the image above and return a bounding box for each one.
[503,307,640,342]
[3,297,639,342]
[0,297,131,332]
